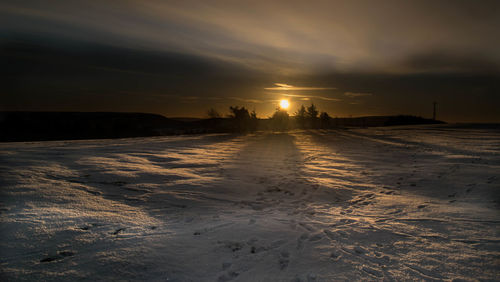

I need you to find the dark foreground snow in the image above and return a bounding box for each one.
[1,125,499,281]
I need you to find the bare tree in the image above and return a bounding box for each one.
[207,108,221,118]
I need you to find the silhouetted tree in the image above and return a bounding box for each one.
[306,103,319,119]
[229,106,250,119]
[271,108,289,131]
[207,108,221,118]
[250,110,257,119]
[229,106,251,132]
[249,110,258,131]
[306,103,319,128]
[320,112,331,128]
[295,105,307,129]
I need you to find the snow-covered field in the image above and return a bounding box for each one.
[1,125,499,281]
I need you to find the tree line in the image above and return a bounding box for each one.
[207,103,333,132]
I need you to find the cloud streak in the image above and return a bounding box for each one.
[281,94,340,102]
[263,83,339,101]
[344,92,372,97]
[228,97,266,104]
[264,83,336,91]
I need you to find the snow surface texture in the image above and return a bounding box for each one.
[1,125,499,281]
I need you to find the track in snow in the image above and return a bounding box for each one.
[1,125,499,281]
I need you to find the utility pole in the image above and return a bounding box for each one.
[433,101,437,120]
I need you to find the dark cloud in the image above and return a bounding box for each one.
[0,35,272,116]
[2,0,500,74]
[400,51,500,74]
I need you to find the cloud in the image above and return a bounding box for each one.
[228,97,265,104]
[264,83,340,101]
[3,1,500,75]
[264,83,336,91]
[280,93,340,102]
[344,92,372,97]
[398,51,500,74]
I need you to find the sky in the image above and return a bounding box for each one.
[1,0,499,122]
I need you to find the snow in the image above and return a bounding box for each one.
[1,125,499,281]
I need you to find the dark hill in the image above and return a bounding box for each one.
[0,112,185,142]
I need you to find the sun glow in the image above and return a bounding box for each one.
[279,99,290,109]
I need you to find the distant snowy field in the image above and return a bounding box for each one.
[1,125,499,281]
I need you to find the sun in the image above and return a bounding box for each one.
[279,99,290,109]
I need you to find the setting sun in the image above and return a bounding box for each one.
[279,99,290,109]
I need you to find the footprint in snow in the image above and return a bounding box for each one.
[220,241,243,252]
[222,262,232,270]
[353,246,367,254]
[296,233,308,250]
[362,266,383,278]
[307,272,317,281]
[387,209,403,215]
[339,218,357,224]
[308,233,323,242]
[218,271,239,282]
[298,222,315,232]
[323,229,336,240]
[279,250,290,270]
[112,228,125,235]
[330,250,341,260]
[40,251,75,263]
